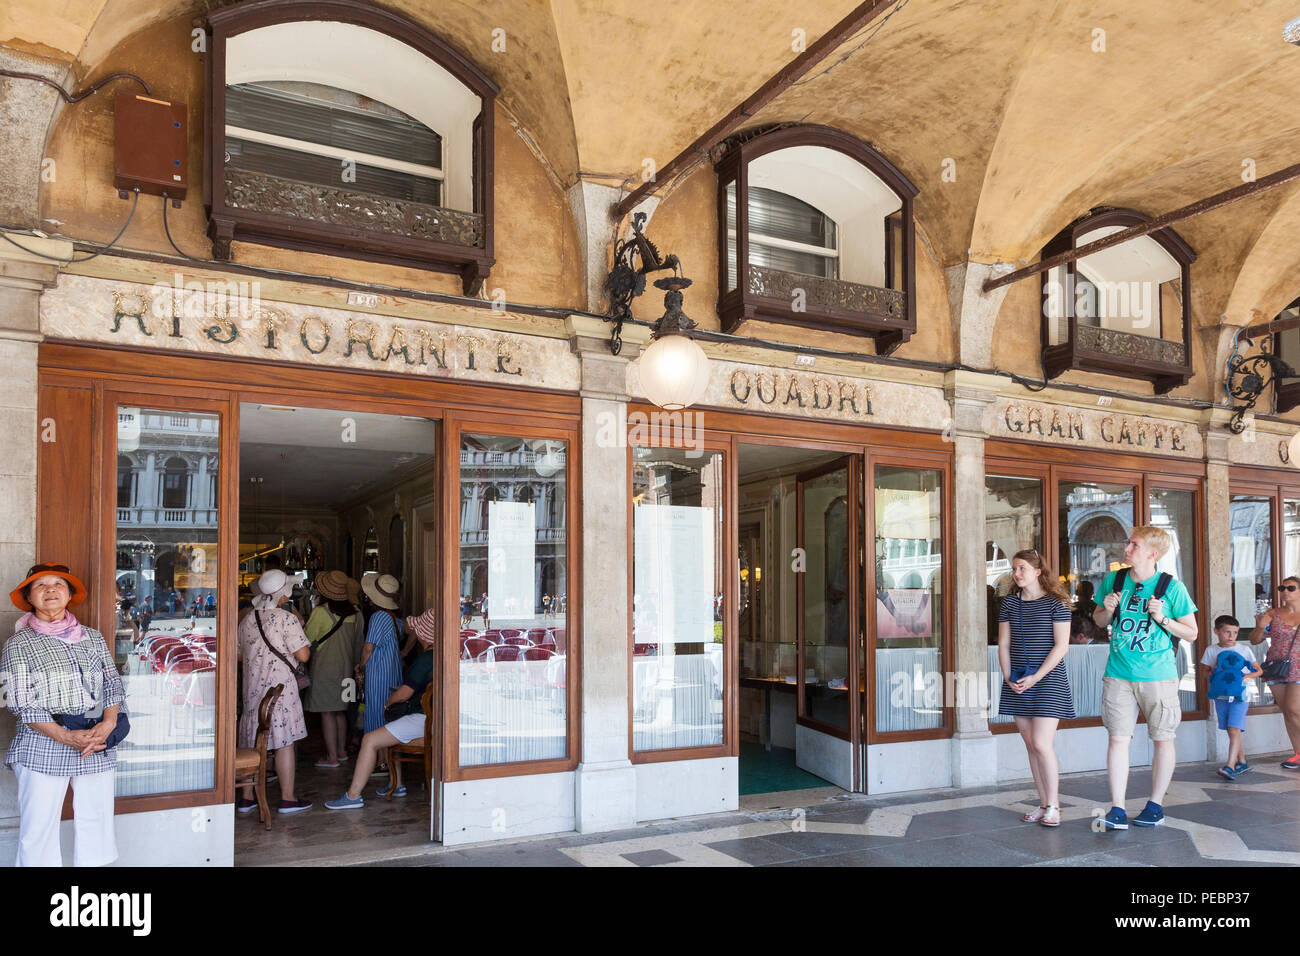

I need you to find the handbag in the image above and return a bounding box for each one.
[1261,625,1296,682]
[383,697,422,723]
[255,611,311,690]
[54,642,130,748]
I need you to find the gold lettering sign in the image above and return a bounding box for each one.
[727,369,872,417]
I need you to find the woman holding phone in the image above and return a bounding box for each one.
[998,550,1075,827]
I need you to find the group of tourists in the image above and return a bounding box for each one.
[5,523,1300,864]
[998,524,1300,831]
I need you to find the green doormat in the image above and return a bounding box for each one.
[739,741,835,795]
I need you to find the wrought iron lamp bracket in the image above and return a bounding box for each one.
[603,211,685,355]
[1227,349,1298,433]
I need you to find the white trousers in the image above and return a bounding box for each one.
[14,765,118,867]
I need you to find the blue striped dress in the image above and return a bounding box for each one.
[998,593,1076,719]
[362,610,403,733]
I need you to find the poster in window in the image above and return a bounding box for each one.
[876,588,932,640]
[488,500,536,622]
[634,504,714,648]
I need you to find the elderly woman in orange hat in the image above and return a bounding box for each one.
[326,607,436,809]
[1,563,126,866]
[304,570,363,768]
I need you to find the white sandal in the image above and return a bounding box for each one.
[1039,805,1061,827]
[1022,805,1047,823]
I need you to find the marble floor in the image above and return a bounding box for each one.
[238,749,1300,867]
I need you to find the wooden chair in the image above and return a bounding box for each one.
[386,684,434,800]
[234,683,284,830]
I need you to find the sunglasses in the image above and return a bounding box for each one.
[28,563,70,575]
[1279,585,1299,593]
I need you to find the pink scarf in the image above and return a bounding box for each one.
[15,610,85,643]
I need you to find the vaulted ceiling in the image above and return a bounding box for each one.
[3,0,1300,322]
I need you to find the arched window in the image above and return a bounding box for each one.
[117,456,134,509]
[162,457,189,510]
[206,0,498,291]
[1271,296,1300,415]
[1040,207,1195,393]
[715,124,917,353]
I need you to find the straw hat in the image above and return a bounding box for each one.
[406,608,438,645]
[10,562,88,612]
[314,570,349,601]
[346,577,361,605]
[362,572,400,610]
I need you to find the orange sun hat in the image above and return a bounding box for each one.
[10,562,88,612]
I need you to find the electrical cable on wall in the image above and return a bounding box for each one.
[0,68,151,103]
[0,190,138,263]
[161,196,207,262]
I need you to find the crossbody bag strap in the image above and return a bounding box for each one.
[255,611,298,675]
[312,612,348,650]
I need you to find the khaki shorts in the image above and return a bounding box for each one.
[1101,676,1181,741]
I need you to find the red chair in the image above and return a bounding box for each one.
[459,629,479,639]
[482,629,503,641]
[634,643,658,656]
[498,628,523,640]
[464,637,492,660]
[526,628,549,643]
[502,636,531,646]
[523,646,553,661]
[551,628,566,653]
[489,644,523,662]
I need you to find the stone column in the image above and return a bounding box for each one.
[1204,426,1232,764]
[567,313,650,831]
[0,241,63,821]
[945,374,999,787]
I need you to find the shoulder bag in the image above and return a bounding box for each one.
[1261,624,1296,682]
[54,639,130,748]
[256,611,311,690]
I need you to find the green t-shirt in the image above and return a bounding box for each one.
[1100,569,1197,681]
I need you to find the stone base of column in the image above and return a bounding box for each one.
[951,730,998,789]
[575,759,637,833]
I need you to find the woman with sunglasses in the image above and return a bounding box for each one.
[1,563,125,866]
[1254,576,1300,771]
[997,550,1075,826]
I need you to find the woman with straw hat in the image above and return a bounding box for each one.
[237,569,312,815]
[304,570,362,768]
[2,562,125,866]
[357,573,404,743]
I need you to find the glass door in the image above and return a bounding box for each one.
[795,456,861,789]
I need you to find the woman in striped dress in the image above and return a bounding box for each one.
[357,574,403,742]
[998,549,1075,827]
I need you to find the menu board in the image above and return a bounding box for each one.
[488,500,536,621]
[634,504,715,648]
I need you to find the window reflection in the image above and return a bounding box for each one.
[458,434,567,766]
[113,407,219,797]
[632,448,725,751]
[1231,495,1275,706]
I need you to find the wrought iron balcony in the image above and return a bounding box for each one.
[1043,324,1191,394]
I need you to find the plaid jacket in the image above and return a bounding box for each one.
[1,626,126,776]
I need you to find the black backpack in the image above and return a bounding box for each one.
[1111,568,1176,650]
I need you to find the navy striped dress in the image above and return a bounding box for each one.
[998,593,1076,719]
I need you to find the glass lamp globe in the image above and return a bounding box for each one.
[534,442,564,478]
[638,333,711,410]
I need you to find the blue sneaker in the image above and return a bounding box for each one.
[1216,765,1237,780]
[324,792,364,810]
[378,784,407,798]
[1133,801,1165,827]
[1234,761,1251,775]
[1103,806,1128,830]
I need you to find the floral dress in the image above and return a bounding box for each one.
[238,608,310,750]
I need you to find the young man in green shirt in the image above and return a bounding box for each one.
[1091,525,1199,829]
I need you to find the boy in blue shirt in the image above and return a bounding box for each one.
[1092,525,1199,829]
[1198,615,1262,780]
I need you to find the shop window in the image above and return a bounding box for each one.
[458,433,568,766]
[799,466,852,733]
[984,474,1043,725]
[1271,297,1300,415]
[874,465,944,734]
[1040,208,1195,393]
[715,125,917,353]
[1148,487,1200,710]
[1230,493,1277,706]
[631,447,726,752]
[205,0,498,292]
[112,406,220,798]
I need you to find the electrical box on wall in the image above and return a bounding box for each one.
[114,91,188,200]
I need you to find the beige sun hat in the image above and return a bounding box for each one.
[314,570,349,601]
[362,572,400,610]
